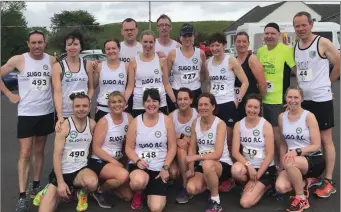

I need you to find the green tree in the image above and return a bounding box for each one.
[48,10,101,53]
[1,1,28,65]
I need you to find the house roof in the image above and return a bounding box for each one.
[306,4,340,21]
[224,2,340,32]
[223,2,285,32]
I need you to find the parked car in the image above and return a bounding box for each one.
[224,48,236,57]
[2,72,18,90]
[80,49,107,61]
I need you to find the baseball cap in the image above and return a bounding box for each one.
[264,22,280,32]
[180,23,195,36]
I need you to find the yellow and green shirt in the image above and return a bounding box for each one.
[257,43,296,104]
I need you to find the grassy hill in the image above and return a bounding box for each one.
[98,20,233,44]
[46,20,233,55]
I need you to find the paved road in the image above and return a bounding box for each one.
[1,78,340,212]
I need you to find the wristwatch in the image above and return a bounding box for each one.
[245,161,251,167]
[162,165,169,171]
[180,133,185,139]
[295,148,302,156]
[236,97,242,103]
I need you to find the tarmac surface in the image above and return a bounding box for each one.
[1,77,340,212]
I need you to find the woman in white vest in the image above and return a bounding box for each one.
[94,39,128,122]
[88,91,133,208]
[206,33,249,148]
[231,93,276,208]
[276,86,325,212]
[125,89,176,211]
[167,23,208,112]
[185,93,233,212]
[52,30,94,131]
[124,30,176,118]
[168,87,198,204]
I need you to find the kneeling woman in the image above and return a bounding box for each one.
[231,94,276,208]
[88,91,133,208]
[125,89,176,212]
[186,93,233,212]
[276,86,324,212]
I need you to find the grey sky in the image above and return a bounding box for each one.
[23,1,333,27]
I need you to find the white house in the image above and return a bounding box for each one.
[224,1,340,49]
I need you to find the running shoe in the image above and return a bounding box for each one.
[91,191,112,208]
[218,178,236,192]
[205,199,223,212]
[33,184,49,206]
[176,186,193,204]
[314,179,337,198]
[131,191,143,209]
[286,195,309,212]
[16,197,29,212]
[76,189,88,212]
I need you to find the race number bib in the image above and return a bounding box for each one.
[100,92,111,103]
[211,82,227,95]
[181,71,198,84]
[234,87,241,96]
[30,77,49,90]
[139,151,158,163]
[266,81,274,93]
[243,146,264,160]
[67,149,87,162]
[298,69,312,82]
[113,150,123,160]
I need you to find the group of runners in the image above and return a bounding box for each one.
[1,11,339,212]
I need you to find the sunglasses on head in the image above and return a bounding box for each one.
[69,92,87,101]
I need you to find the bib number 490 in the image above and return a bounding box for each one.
[69,151,85,158]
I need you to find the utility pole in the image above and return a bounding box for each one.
[149,1,151,30]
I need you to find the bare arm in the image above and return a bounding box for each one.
[164,116,177,167]
[86,61,95,99]
[125,118,139,164]
[167,49,176,77]
[53,121,69,184]
[278,114,288,170]
[231,122,249,165]
[256,121,275,177]
[321,38,340,84]
[200,50,208,83]
[161,57,176,103]
[201,121,227,161]
[52,63,64,119]
[188,119,198,170]
[124,58,136,103]
[230,56,249,100]
[301,112,321,155]
[93,63,102,89]
[0,55,22,97]
[248,55,267,99]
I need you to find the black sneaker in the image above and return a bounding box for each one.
[16,197,29,212]
[91,192,112,208]
[205,199,223,212]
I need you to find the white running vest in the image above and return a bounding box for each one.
[239,117,274,168]
[61,117,92,174]
[173,108,198,136]
[208,55,236,104]
[119,41,142,64]
[133,54,167,109]
[17,53,54,116]
[195,116,233,166]
[134,113,168,171]
[60,58,88,117]
[91,113,129,160]
[171,48,201,90]
[155,39,179,57]
[282,110,321,156]
[294,36,332,102]
[97,61,127,113]
[156,39,180,85]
